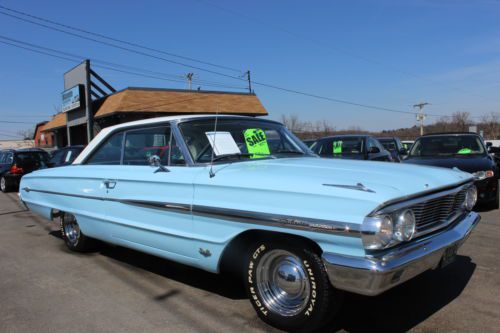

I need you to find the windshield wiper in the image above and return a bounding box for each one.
[274,150,305,155]
[211,153,254,162]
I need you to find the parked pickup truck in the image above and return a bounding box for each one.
[19,115,480,332]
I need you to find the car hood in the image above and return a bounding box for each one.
[199,157,473,220]
[402,155,494,173]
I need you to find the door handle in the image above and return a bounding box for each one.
[103,179,117,189]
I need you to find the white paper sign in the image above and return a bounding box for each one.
[205,131,241,156]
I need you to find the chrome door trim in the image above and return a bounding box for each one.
[22,187,360,237]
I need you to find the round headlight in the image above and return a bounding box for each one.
[464,186,477,211]
[394,209,416,242]
[361,215,393,249]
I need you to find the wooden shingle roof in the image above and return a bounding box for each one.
[95,88,267,118]
[41,113,67,132]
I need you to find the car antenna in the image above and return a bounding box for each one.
[208,106,219,178]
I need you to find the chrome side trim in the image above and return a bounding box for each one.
[22,187,361,237]
[192,205,361,237]
[323,183,375,193]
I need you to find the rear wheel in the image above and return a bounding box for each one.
[60,213,96,252]
[0,176,12,193]
[244,241,342,332]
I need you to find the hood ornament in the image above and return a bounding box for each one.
[323,182,375,193]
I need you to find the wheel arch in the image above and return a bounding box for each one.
[217,229,323,274]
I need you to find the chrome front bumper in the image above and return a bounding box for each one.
[322,211,480,296]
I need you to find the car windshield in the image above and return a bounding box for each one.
[409,135,486,157]
[314,137,364,156]
[178,118,308,163]
[379,139,396,151]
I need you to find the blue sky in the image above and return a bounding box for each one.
[1,0,500,139]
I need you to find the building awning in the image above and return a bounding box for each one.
[41,113,67,132]
[95,87,268,118]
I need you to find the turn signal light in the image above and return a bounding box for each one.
[10,164,24,174]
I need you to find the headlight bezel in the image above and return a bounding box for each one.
[464,185,477,211]
[393,209,416,242]
[361,208,416,250]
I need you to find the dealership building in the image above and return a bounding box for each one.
[35,60,268,148]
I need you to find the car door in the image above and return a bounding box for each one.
[99,124,199,262]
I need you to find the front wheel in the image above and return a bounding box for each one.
[244,241,342,332]
[60,213,96,252]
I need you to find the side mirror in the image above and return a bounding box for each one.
[148,155,169,173]
[368,147,380,154]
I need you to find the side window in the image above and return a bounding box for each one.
[367,138,376,150]
[0,152,4,164]
[86,132,124,165]
[123,126,186,166]
[49,150,64,165]
[5,152,13,164]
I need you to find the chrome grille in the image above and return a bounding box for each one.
[412,188,467,234]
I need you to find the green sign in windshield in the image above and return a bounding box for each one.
[244,128,270,158]
[333,141,343,154]
[457,148,472,154]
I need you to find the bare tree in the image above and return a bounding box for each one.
[480,112,500,139]
[451,111,471,132]
[17,128,35,140]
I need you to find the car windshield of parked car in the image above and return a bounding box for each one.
[178,118,307,163]
[314,137,364,156]
[409,135,486,157]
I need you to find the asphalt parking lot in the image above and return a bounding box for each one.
[1,190,499,333]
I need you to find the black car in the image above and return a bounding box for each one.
[403,133,499,208]
[376,137,407,162]
[48,145,85,167]
[311,135,393,161]
[0,148,50,192]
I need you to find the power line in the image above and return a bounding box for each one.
[0,9,464,118]
[0,120,37,124]
[0,10,246,82]
[0,36,448,117]
[0,4,243,74]
[0,37,248,90]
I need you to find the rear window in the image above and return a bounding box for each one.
[314,137,364,156]
[15,152,49,166]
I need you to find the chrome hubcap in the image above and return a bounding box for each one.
[256,250,310,316]
[63,214,80,245]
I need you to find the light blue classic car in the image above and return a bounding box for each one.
[19,115,480,332]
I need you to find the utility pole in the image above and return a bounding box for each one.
[245,70,252,93]
[413,102,430,136]
[186,72,194,90]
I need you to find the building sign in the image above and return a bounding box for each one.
[61,85,84,112]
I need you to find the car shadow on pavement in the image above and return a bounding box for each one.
[45,231,477,332]
[97,244,248,300]
[325,255,476,332]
